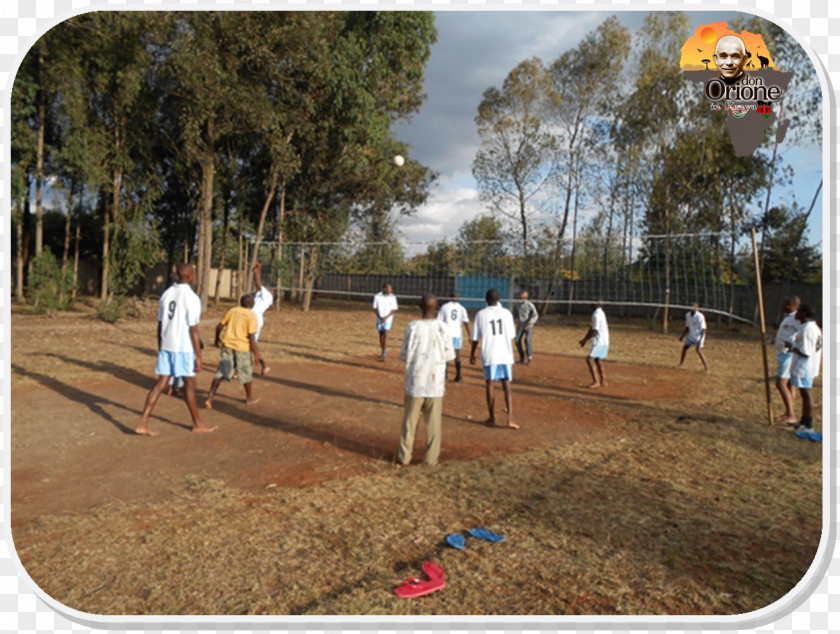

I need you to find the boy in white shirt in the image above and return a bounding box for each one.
[470,289,519,429]
[774,296,801,424]
[372,283,398,361]
[251,262,275,375]
[787,304,821,433]
[437,292,470,382]
[135,263,216,436]
[579,300,610,388]
[678,303,709,372]
[398,294,455,466]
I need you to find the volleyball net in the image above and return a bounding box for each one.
[252,232,758,324]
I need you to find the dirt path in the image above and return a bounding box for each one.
[11,349,690,530]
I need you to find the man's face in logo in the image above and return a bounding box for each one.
[713,35,747,80]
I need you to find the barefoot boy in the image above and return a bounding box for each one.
[252,262,275,374]
[579,300,609,388]
[437,292,470,382]
[398,294,455,466]
[205,294,264,408]
[774,296,801,424]
[470,288,519,429]
[678,303,709,372]
[787,304,821,433]
[135,263,216,436]
[373,283,398,361]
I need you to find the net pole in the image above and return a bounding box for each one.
[751,227,774,426]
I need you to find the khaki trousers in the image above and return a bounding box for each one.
[398,395,443,466]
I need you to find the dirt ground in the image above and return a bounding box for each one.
[10,299,697,527]
[9,298,824,615]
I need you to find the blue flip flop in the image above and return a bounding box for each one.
[445,533,466,550]
[795,430,822,442]
[467,527,505,542]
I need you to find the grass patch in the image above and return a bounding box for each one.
[16,413,820,615]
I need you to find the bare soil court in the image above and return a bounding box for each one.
[10,300,822,616]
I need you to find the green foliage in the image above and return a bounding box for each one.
[407,241,457,276]
[108,215,162,295]
[28,249,75,314]
[96,295,142,323]
[456,215,507,274]
[759,205,821,283]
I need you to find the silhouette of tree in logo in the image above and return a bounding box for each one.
[701,59,711,70]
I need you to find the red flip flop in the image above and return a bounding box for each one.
[422,561,444,580]
[394,562,445,598]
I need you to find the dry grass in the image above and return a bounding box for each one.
[11,299,823,615]
[16,412,820,615]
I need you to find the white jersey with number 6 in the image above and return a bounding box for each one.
[471,304,516,366]
[437,301,469,339]
[158,283,202,353]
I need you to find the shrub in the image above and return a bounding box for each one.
[29,249,75,314]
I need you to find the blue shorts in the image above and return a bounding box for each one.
[452,336,462,351]
[589,344,609,359]
[685,337,704,349]
[790,375,814,389]
[377,321,392,333]
[484,364,513,381]
[777,352,793,379]
[155,350,195,378]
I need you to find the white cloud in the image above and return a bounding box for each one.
[399,179,486,247]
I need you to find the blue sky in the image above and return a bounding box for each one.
[391,10,824,250]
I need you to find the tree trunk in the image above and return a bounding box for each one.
[214,197,231,307]
[296,245,305,303]
[100,191,110,301]
[566,156,582,317]
[197,156,215,306]
[248,167,280,276]
[72,221,80,301]
[106,165,123,302]
[14,202,24,301]
[62,183,74,271]
[728,207,736,328]
[302,246,319,312]
[23,174,32,288]
[517,181,529,284]
[275,182,286,309]
[60,184,74,306]
[35,49,46,258]
[663,231,671,333]
[236,212,244,299]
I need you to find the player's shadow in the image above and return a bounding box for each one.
[260,373,402,409]
[41,353,166,391]
[278,346,398,374]
[206,397,396,461]
[11,364,189,434]
[120,343,158,357]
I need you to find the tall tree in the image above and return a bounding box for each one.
[547,15,631,243]
[472,58,556,281]
[281,11,438,310]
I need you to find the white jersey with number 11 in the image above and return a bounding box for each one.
[471,304,516,366]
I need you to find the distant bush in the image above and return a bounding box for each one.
[29,250,75,314]
[97,295,144,323]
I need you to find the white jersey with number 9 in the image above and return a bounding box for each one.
[158,283,202,353]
